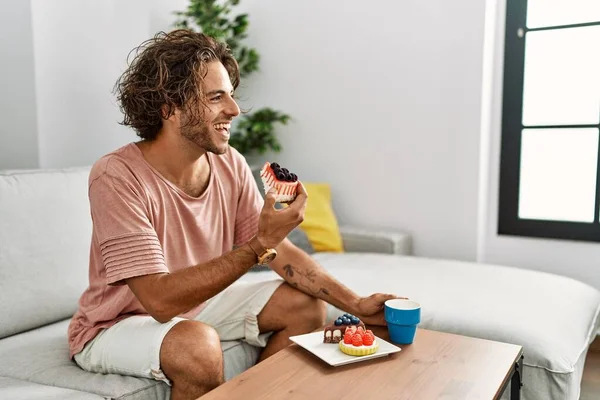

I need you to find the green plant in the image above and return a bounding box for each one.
[174,0,290,155]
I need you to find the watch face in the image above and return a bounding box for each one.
[261,251,277,265]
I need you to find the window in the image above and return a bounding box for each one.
[499,0,600,241]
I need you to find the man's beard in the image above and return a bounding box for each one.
[180,120,226,155]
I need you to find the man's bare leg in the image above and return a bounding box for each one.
[257,282,327,361]
[160,320,224,400]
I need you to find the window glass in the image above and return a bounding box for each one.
[522,26,600,126]
[518,128,599,223]
[527,0,600,28]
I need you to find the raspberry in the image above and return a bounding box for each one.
[363,333,374,346]
[343,329,353,340]
[352,334,363,347]
[343,334,353,344]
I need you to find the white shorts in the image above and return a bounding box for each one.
[74,279,284,384]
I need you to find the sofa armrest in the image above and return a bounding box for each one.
[339,225,412,255]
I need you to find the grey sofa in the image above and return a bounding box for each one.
[1,167,599,400]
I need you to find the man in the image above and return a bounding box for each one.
[68,29,400,400]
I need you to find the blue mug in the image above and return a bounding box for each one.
[384,299,421,344]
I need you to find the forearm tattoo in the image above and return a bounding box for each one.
[283,264,330,296]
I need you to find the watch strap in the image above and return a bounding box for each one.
[247,235,266,260]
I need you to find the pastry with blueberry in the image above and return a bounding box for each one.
[323,313,366,343]
[259,161,299,203]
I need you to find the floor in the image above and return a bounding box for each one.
[581,337,600,400]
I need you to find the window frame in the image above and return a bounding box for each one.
[498,0,600,242]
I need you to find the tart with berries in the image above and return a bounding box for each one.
[260,162,299,203]
[338,326,379,356]
[323,313,366,343]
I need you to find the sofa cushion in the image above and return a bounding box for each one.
[239,252,600,400]
[0,319,260,400]
[0,377,103,400]
[0,168,92,339]
[299,183,344,253]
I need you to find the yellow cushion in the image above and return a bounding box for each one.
[299,183,344,253]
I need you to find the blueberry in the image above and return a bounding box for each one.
[342,317,351,325]
[351,317,360,325]
[285,173,294,182]
[334,319,342,326]
[275,171,286,180]
[270,162,280,169]
[290,173,298,182]
[281,168,289,174]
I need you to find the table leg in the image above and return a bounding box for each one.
[511,354,524,400]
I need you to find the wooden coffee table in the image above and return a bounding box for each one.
[201,327,524,399]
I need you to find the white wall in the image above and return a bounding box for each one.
[30,0,188,168]
[479,0,600,290]
[236,0,488,261]
[0,0,39,169]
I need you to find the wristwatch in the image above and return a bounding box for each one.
[247,235,277,265]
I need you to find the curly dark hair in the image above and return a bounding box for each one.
[114,29,240,140]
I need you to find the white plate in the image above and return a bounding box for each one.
[289,331,401,367]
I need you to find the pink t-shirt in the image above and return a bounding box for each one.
[68,143,263,358]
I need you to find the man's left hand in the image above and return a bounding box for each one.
[354,293,407,326]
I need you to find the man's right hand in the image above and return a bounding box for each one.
[257,182,308,248]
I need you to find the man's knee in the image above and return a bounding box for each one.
[160,320,224,389]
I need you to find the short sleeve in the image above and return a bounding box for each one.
[233,157,263,247]
[89,173,168,285]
